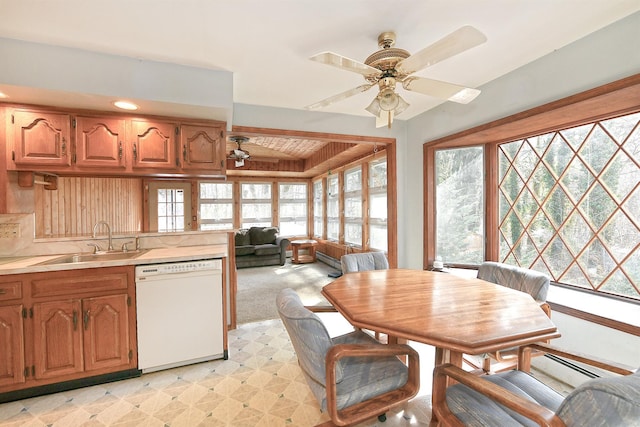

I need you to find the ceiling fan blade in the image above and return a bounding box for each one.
[310,52,382,78]
[396,26,487,75]
[305,83,374,110]
[402,76,480,104]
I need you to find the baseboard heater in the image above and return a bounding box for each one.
[544,354,599,379]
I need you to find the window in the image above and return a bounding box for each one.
[279,183,307,236]
[344,166,363,246]
[327,174,340,241]
[199,182,233,230]
[241,182,272,228]
[147,181,191,232]
[435,147,484,264]
[313,179,324,239]
[498,111,640,300]
[369,157,388,251]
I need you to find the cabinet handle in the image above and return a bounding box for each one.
[0,288,6,295]
[73,310,78,330]
[119,141,123,159]
[133,143,137,160]
[84,310,90,330]
[183,145,187,161]
[61,137,67,157]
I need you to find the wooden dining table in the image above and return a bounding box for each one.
[321,268,560,415]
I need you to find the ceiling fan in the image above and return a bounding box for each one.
[305,26,487,128]
[228,136,251,167]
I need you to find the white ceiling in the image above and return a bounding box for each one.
[0,0,639,122]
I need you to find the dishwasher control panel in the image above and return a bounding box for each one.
[136,259,222,278]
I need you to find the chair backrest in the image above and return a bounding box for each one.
[556,370,640,426]
[341,252,389,273]
[478,261,550,302]
[276,288,343,386]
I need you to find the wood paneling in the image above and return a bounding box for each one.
[34,177,143,237]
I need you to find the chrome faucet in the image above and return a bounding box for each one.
[92,221,114,251]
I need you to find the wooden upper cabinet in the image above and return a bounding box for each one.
[180,124,226,173]
[74,116,127,169]
[131,119,179,170]
[11,109,72,167]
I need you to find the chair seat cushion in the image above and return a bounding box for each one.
[556,371,640,426]
[313,330,409,411]
[446,370,564,427]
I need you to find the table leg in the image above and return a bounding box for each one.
[292,245,299,263]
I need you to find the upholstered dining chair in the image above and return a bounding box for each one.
[340,251,389,273]
[433,342,639,427]
[276,288,420,426]
[472,261,552,373]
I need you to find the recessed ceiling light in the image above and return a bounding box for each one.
[0,91,8,99]
[113,100,138,110]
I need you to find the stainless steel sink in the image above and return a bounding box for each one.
[38,250,148,265]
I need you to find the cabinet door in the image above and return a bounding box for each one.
[11,110,72,167]
[180,124,226,173]
[131,119,178,170]
[32,300,83,379]
[75,116,127,169]
[83,294,131,371]
[0,305,25,387]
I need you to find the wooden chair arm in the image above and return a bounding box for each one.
[305,305,339,313]
[433,363,565,427]
[324,343,420,427]
[519,343,636,376]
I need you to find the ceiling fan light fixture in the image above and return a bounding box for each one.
[378,87,399,111]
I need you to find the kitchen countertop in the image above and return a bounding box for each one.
[0,245,228,275]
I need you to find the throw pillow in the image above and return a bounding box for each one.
[249,226,279,245]
[235,229,251,246]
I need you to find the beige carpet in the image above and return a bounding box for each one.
[236,260,339,324]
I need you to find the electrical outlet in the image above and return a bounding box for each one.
[0,223,20,238]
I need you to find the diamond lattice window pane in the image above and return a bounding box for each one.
[560,123,593,149]
[578,183,616,229]
[560,263,593,290]
[500,140,521,163]
[600,112,640,144]
[577,238,616,287]
[560,212,593,256]
[513,233,538,267]
[501,210,525,247]
[543,186,572,228]
[543,134,573,178]
[599,269,639,299]
[601,151,640,203]
[560,157,594,203]
[513,188,539,227]
[529,163,556,203]
[621,251,640,288]
[579,125,618,174]
[513,142,538,180]
[500,167,525,204]
[623,186,640,224]
[541,236,573,278]
[529,211,554,252]
[528,133,554,156]
[599,211,640,263]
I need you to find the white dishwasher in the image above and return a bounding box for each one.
[135,259,226,373]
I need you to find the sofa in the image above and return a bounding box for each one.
[234,226,290,268]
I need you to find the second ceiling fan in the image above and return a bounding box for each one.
[306,26,487,128]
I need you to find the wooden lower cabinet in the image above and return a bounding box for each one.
[0,266,137,397]
[0,305,25,388]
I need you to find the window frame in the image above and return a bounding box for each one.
[424,74,640,304]
[198,181,234,231]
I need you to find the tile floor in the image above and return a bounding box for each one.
[0,315,572,427]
